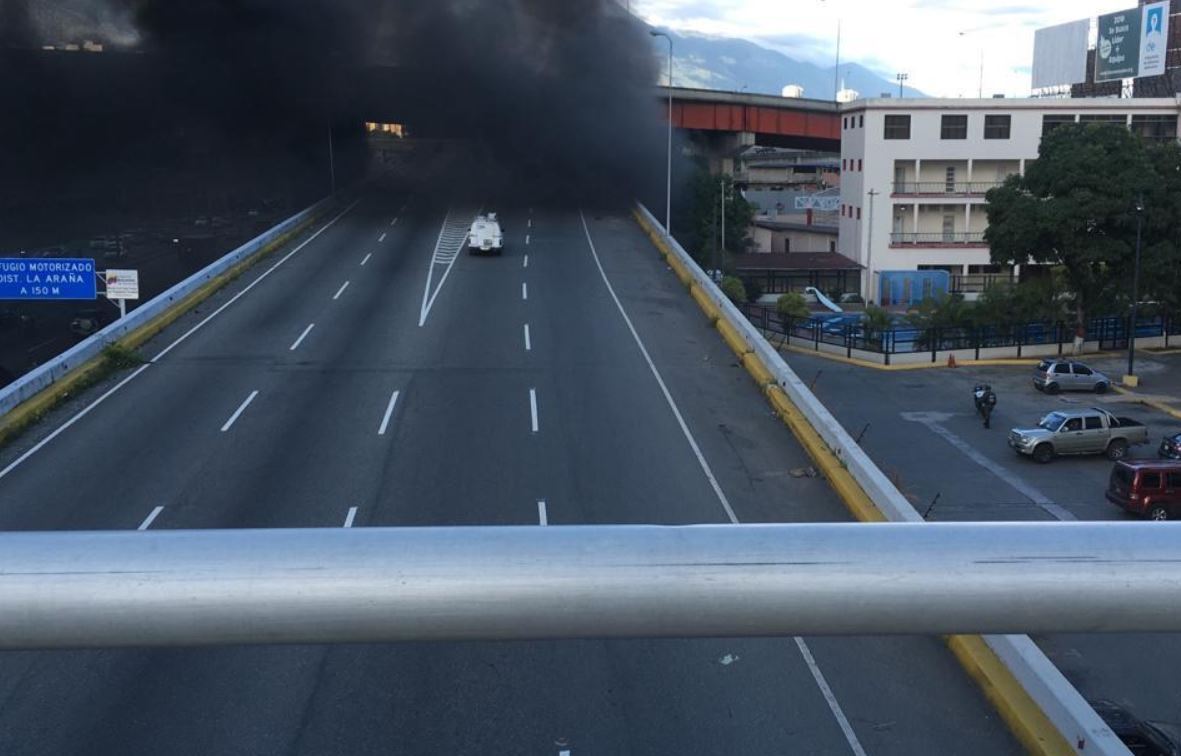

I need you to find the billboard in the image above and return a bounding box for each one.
[1096,2,1170,82]
[1032,19,1090,89]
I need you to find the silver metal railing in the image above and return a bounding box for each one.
[0,523,1177,649]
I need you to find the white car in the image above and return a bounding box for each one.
[468,213,504,255]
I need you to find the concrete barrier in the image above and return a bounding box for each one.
[634,202,1127,756]
[0,195,338,428]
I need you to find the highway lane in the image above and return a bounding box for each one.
[0,190,1018,754]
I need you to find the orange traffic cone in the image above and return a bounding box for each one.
[947,354,958,368]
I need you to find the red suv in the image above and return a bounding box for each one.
[1107,460,1181,520]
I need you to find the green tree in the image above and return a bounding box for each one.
[720,276,747,305]
[985,124,1152,335]
[907,294,973,349]
[862,304,893,351]
[687,167,755,270]
[776,292,810,322]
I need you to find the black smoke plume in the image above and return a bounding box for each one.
[0,0,663,216]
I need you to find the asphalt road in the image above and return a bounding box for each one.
[786,347,1181,737]
[0,190,1018,754]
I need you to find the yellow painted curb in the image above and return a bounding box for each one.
[690,285,720,320]
[742,352,775,387]
[775,341,1043,371]
[1112,385,1181,422]
[716,318,751,358]
[0,212,323,447]
[763,385,886,523]
[631,207,1073,756]
[947,635,1075,756]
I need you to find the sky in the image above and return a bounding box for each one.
[634,0,1134,98]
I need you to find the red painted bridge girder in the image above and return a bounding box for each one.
[661,87,841,146]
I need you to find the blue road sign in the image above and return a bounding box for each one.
[0,258,97,300]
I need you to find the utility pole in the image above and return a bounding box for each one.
[650,31,674,233]
[328,125,337,195]
[720,179,726,261]
[834,20,842,101]
[1127,194,1144,385]
[865,189,878,302]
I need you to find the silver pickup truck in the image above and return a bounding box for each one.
[1009,408,1149,463]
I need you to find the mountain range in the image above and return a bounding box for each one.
[654,29,922,100]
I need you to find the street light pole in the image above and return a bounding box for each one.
[1128,194,1144,383]
[896,72,909,98]
[651,31,674,234]
[328,125,337,195]
[720,178,726,262]
[865,189,878,302]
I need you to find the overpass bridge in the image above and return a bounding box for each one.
[0,153,1171,754]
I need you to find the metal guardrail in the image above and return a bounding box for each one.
[0,195,337,420]
[892,181,1003,195]
[0,524,1177,648]
[890,231,988,245]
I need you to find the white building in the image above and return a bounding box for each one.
[838,97,1180,304]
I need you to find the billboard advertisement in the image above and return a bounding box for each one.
[1032,19,1090,89]
[1096,2,1170,83]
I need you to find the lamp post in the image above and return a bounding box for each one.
[651,31,674,234]
[1127,194,1144,384]
[896,72,909,98]
[958,30,985,98]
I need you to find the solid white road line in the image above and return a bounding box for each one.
[795,638,870,756]
[289,323,315,351]
[0,363,151,482]
[579,210,868,756]
[152,199,360,363]
[360,252,372,266]
[332,281,350,300]
[378,232,387,243]
[578,210,737,523]
[378,390,401,435]
[344,506,358,528]
[524,323,532,352]
[522,282,528,301]
[138,506,164,531]
[537,500,548,526]
[901,412,1076,521]
[529,388,539,433]
[221,390,259,433]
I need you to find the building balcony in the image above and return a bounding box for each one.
[890,232,988,248]
[891,181,1003,197]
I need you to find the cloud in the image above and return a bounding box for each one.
[635,0,1132,97]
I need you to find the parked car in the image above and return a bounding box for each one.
[1089,699,1181,755]
[1107,460,1181,520]
[1159,432,1181,460]
[1008,408,1149,463]
[1033,359,1111,394]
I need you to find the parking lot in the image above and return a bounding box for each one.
[785,348,1181,522]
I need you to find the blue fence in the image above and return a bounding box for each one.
[740,304,1181,365]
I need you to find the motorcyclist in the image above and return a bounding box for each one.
[973,383,997,429]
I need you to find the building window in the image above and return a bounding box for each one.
[856,207,862,220]
[829,240,837,253]
[857,159,862,171]
[941,114,968,139]
[1131,114,1178,142]
[984,114,1011,140]
[843,117,848,129]
[884,115,911,140]
[1079,114,1127,125]
[858,115,864,128]
[1042,114,1075,135]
